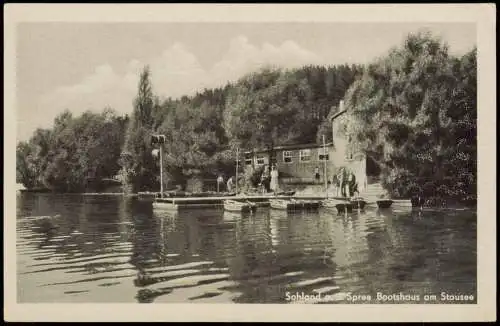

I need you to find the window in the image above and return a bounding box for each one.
[345,136,354,160]
[283,151,293,163]
[244,153,252,165]
[255,155,265,165]
[319,147,329,161]
[299,149,311,162]
[345,149,354,160]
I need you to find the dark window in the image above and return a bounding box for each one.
[283,151,293,163]
[299,149,311,162]
[256,155,265,165]
[244,153,252,165]
[319,148,329,161]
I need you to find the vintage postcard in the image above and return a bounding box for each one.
[4,3,496,323]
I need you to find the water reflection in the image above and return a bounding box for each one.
[16,194,477,303]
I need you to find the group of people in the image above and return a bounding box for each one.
[216,164,280,195]
[217,175,235,193]
[259,164,279,194]
[330,169,359,198]
[216,164,360,198]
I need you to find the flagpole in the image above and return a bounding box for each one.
[235,147,239,194]
[323,135,328,198]
[160,144,163,198]
[152,134,166,199]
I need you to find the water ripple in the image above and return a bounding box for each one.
[16,194,477,303]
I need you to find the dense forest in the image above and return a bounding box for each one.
[17,31,477,204]
[341,32,476,205]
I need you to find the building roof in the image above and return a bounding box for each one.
[329,109,347,121]
[244,102,346,155]
[244,142,334,154]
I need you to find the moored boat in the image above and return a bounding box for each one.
[322,198,353,214]
[376,199,394,209]
[152,200,179,210]
[269,199,289,210]
[349,197,367,210]
[269,198,321,211]
[253,201,271,208]
[223,211,241,221]
[224,200,257,213]
[391,199,412,208]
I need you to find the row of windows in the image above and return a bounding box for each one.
[244,148,354,165]
[282,149,328,163]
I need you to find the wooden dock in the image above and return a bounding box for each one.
[152,194,337,210]
[150,193,415,211]
[153,195,284,209]
[156,195,337,203]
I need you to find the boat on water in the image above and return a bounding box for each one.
[223,199,257,213]
[223,211,241,221]
[376,199,394,209]
[152,196,228,211]
[391,199,413,208]
[349,197,367,210]
[269,198,321,211]
[252,201,271,208]
[322,198,353,214]
[152,199,179,210]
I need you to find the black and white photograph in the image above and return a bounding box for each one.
[4,3,496,323]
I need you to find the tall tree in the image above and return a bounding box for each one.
[121,66,158,192]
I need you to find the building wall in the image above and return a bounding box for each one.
[273,146,336,182]
[243,145,367,192]
[331,111,367,192]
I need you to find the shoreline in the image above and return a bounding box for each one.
[18,190,477,209]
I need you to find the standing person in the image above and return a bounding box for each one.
[260,165,271,193]
[314,166,320,184]
[270,165,279,195]
[226,176,234,193]
[216,175,224,193]
[338,168,346,197]
[330,174,339,196]
[244,165,254,193]
[343,171,355,198]
[348,172,358,198]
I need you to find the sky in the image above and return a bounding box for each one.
[16,22,476,141]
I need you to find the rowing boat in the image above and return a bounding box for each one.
[224,200,257,213]
[376,199,393,209]
[322,198,353,214]
[391,199,412,208]
[350,197,367,210]
[269,199,321,211]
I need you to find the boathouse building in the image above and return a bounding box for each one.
[243,101,369,193]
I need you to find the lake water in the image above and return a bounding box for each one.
[16,193,477,304]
